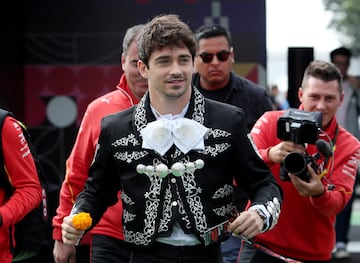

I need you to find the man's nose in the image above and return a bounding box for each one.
[315,99,326,110]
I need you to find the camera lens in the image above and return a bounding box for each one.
[283,152,307,175]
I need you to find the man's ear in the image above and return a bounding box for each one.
[121,53,126,70]
[230,47,235,63]
[137,60,148,79]
[298,87,303,103]
[339,91,345,105]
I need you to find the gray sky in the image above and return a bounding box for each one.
[266,0,348,92]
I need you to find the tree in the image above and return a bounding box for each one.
[323,0,360,56]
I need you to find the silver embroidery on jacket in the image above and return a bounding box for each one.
[202,143,231,157]
[158,186,173,233]
[122,192,135,205]
[112,134,140,147]
[123,210,136,223]
[134,97,148,131]
[182,166,207,233]
[192,88,205,124]
[122,89,236,245]
[213,184,233,199]
[114,151,148,163]
[124,173,162,245]
[177,194,191,230]
[206,128,231,139]
[213,203,234,217]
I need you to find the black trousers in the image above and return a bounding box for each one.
[91,235,131,263]
[91,234,224,263]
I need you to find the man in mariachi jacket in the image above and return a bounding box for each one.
[61,14,282,263]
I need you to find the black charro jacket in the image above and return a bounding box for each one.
[74,87,282,247]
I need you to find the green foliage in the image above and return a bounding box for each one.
[323,0,360,56]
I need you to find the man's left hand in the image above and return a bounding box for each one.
[289,164,325,197]
[228,210,264,239]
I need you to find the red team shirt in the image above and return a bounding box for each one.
[52,75,140,243]
[0,116,41,262]
[250,109,360,261]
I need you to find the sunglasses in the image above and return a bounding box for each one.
[198,49,232,63]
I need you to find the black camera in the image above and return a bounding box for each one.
[281,152,318,182]
[277,109,322,144]
[277,109,322,182]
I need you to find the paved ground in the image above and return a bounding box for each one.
[331,189,360,263]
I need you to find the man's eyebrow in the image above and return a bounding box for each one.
[179,54,192,58]
[154,55,171,61]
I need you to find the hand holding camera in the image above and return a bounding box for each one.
[268,141,305,164]
[288,164,325,197]
[276,109,332,183]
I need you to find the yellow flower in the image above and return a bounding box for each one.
[72,212,92,230]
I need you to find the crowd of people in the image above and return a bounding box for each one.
[1,13,360,263]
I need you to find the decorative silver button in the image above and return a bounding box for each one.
[156,163,168,178]
[145,165,155,176]
[136,159,204,178]
[194,159,204,169]
[171,162,186,177]
[185,162,195,173]
[136,164,146,174]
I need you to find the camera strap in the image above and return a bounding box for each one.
[319,124,338,187]
[330,123,339,151]
[323,123,338,167]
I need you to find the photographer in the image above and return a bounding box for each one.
[238,60,360,263]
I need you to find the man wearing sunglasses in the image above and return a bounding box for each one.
[193,24,272,130]
[192,24,273,263]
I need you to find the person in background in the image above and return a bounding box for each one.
[330,46,360,259]
[52,24,148,263]
[269,84,282,110]
[193,24,272,131]
[60,14,282,263]
[238,60,360,262]
[0,110,42,263]
[192,24,273,263]
[280,91,290,110]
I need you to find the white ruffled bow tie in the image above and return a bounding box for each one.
[140,118,208,156]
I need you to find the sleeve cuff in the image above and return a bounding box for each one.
[249,197,281,232]
[249,205,270,232]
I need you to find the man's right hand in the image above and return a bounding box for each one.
[61,215,85,245]
[268,141,305,164]
[53,240,76,263]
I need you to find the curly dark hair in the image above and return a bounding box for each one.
[137,14,196,67]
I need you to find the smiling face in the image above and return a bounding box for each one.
[138,46,194,110]
[194,36,234,90]
[299,76,343,128]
